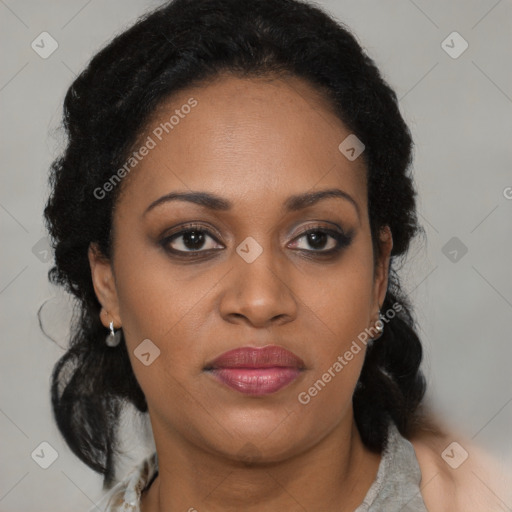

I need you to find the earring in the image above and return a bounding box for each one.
[105,319,122,347]
[373,311,384,340]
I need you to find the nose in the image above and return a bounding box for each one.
[218,243,298,328]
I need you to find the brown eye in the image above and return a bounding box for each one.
[288,227,353,254]
[160,224,224,254]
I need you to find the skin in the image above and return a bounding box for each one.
[88,74,511,511]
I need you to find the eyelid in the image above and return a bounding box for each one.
[289,220,353,240]
[288,224,353,250]
[163,222,225,243]
[159,221,353,256]
[292,222,342,237]
[162,221,348,242]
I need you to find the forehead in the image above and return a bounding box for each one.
[116,73,367,216]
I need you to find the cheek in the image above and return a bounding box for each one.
[293,236,375,410]
[295,355,364,436]
[113,276,209,423]
[302,237,375,346]
[112,216,206,326]
[111,237,227,392]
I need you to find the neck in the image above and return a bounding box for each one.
[141,416,381,512]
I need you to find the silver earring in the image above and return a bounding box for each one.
[106,320,122,347]
[374,311,384,339]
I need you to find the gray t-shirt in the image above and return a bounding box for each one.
[354,423,428,511]
[90,423,428,511]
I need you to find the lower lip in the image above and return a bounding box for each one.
[207,367,302,395]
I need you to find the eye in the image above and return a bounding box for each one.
[159,223,353,258]
[288,227,352,253]
[160,224,224,254]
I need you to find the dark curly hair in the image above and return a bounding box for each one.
[43,0,426,489]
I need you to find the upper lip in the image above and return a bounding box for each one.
[204,345,305,370]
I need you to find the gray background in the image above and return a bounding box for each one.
[1,0,511,510]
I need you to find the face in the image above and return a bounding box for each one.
[89,73,392,463]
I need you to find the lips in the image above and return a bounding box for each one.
[204,345,305,395]
[205,345,305,370]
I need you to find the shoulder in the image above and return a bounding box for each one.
[408,420,512,512]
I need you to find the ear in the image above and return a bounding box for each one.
[88,242,121,328]
[372,225,393,317]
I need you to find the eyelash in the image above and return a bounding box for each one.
[159,223,353,258]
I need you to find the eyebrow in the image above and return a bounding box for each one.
[144,188,360,218]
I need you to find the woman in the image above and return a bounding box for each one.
[43,0,509,510]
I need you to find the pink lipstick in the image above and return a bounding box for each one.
[204,345,305,395]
